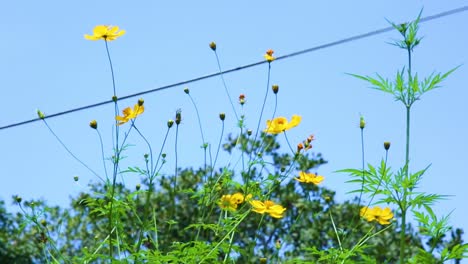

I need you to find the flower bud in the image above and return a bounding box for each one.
[89,120,98,129]
[359,116,365,129]
[297,143,304,153]
[14,195,22,203]
[239,94,245,105]
[161,153,166,158]
[247,129,252,136]
[136,184,141,191]
[167,119,174,128]
[144,153,149,159]
[272,84,279,94]
[138,98,144,106]
[73,176,79,182]
[275,239,282,249]
[219,112,225,121]
[112,95,118,102]
[183,87,190,94]
[280,167,286,173]
[209,41,216,51]
[40,219,47,226]
[384,141,391,150]
[259,258,267,264]
[175,110,182,125]
[37,110,45,119]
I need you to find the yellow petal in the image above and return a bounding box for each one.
[288,115,302,129]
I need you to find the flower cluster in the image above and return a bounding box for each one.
[360,206,394,225]
[250,200,286,218]
[297,134,315,153]
[295,171,324,185]
[84,25,126,41]
[264,115,302,134]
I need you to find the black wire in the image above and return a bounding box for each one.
[1,5,467,131]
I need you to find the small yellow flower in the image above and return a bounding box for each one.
[295,171,324,185]
[219,192,246,211]
[264,49,275,62]
[84,25,125,41]
[250,200,286,218]
[264,115,302,134]
[115,104,144,125]
[360,206,394,225]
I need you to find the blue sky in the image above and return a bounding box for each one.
[1,0,467,259]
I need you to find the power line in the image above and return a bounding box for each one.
[1,6,467,131]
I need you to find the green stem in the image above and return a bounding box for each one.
[214,51,239,121]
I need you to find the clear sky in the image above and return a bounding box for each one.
[1,1,467,259]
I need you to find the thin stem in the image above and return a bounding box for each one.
[95,129,109,180]
[152,126,171,180]
[173,124,179,211]
[187,93,208,171]
[132,124,154,176]
[283,132,295,154]
[42,120,104,182]
[358,126,365,206]
[214,51,239,121]
[253,63,271,146]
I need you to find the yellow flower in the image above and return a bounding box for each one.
[264,49,275,62]
[360,206,394,225]
[264,115,302,134]
[250,200,286,218]
[295,171,324,185]
[115,104,144,125]
[84,25,125,41]
[218,192,246,211]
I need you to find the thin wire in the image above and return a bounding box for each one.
[1,5,466,131]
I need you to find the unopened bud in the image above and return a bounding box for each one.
[384,141,391,150]
[112,95,118,102]
[275,239,282,249]
[280,167,286,173]
[14,195,22,203]
[37,110,45,119]
[89,120,98,129]
[138,98,144,106]
[247,129,252,136]
[359,116,365,129]
[73,176,79,182]
[175,110,182,125]
[297,143,304,153]
[161,153,166,158]
[219,112,225,121]
[239,94,246,105]
[144,153,149,159]
[40,219,47,226]
[209,41,216,51]
[272,84,279,94]
[259,258,267,264]
[167,119,174,128]
[136,184,141,191]
[183,87,190,94]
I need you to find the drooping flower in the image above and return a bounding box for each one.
[295,171,324,185]
[264,49,275,62]
[218,192,246,211]
[115,103,144,125]
[84,25,126,41]
[360,206,394,225]
[250,200,286,218]
[264,115,302,134]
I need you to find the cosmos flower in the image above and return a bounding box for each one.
[360,206,394,225]
[250,200,286,218]
[264,49,275,62]
[85,25,125,41]
[264,115,302,134]
[218,192,246,211]
[115,103,144,125]
[295,171,324,185]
